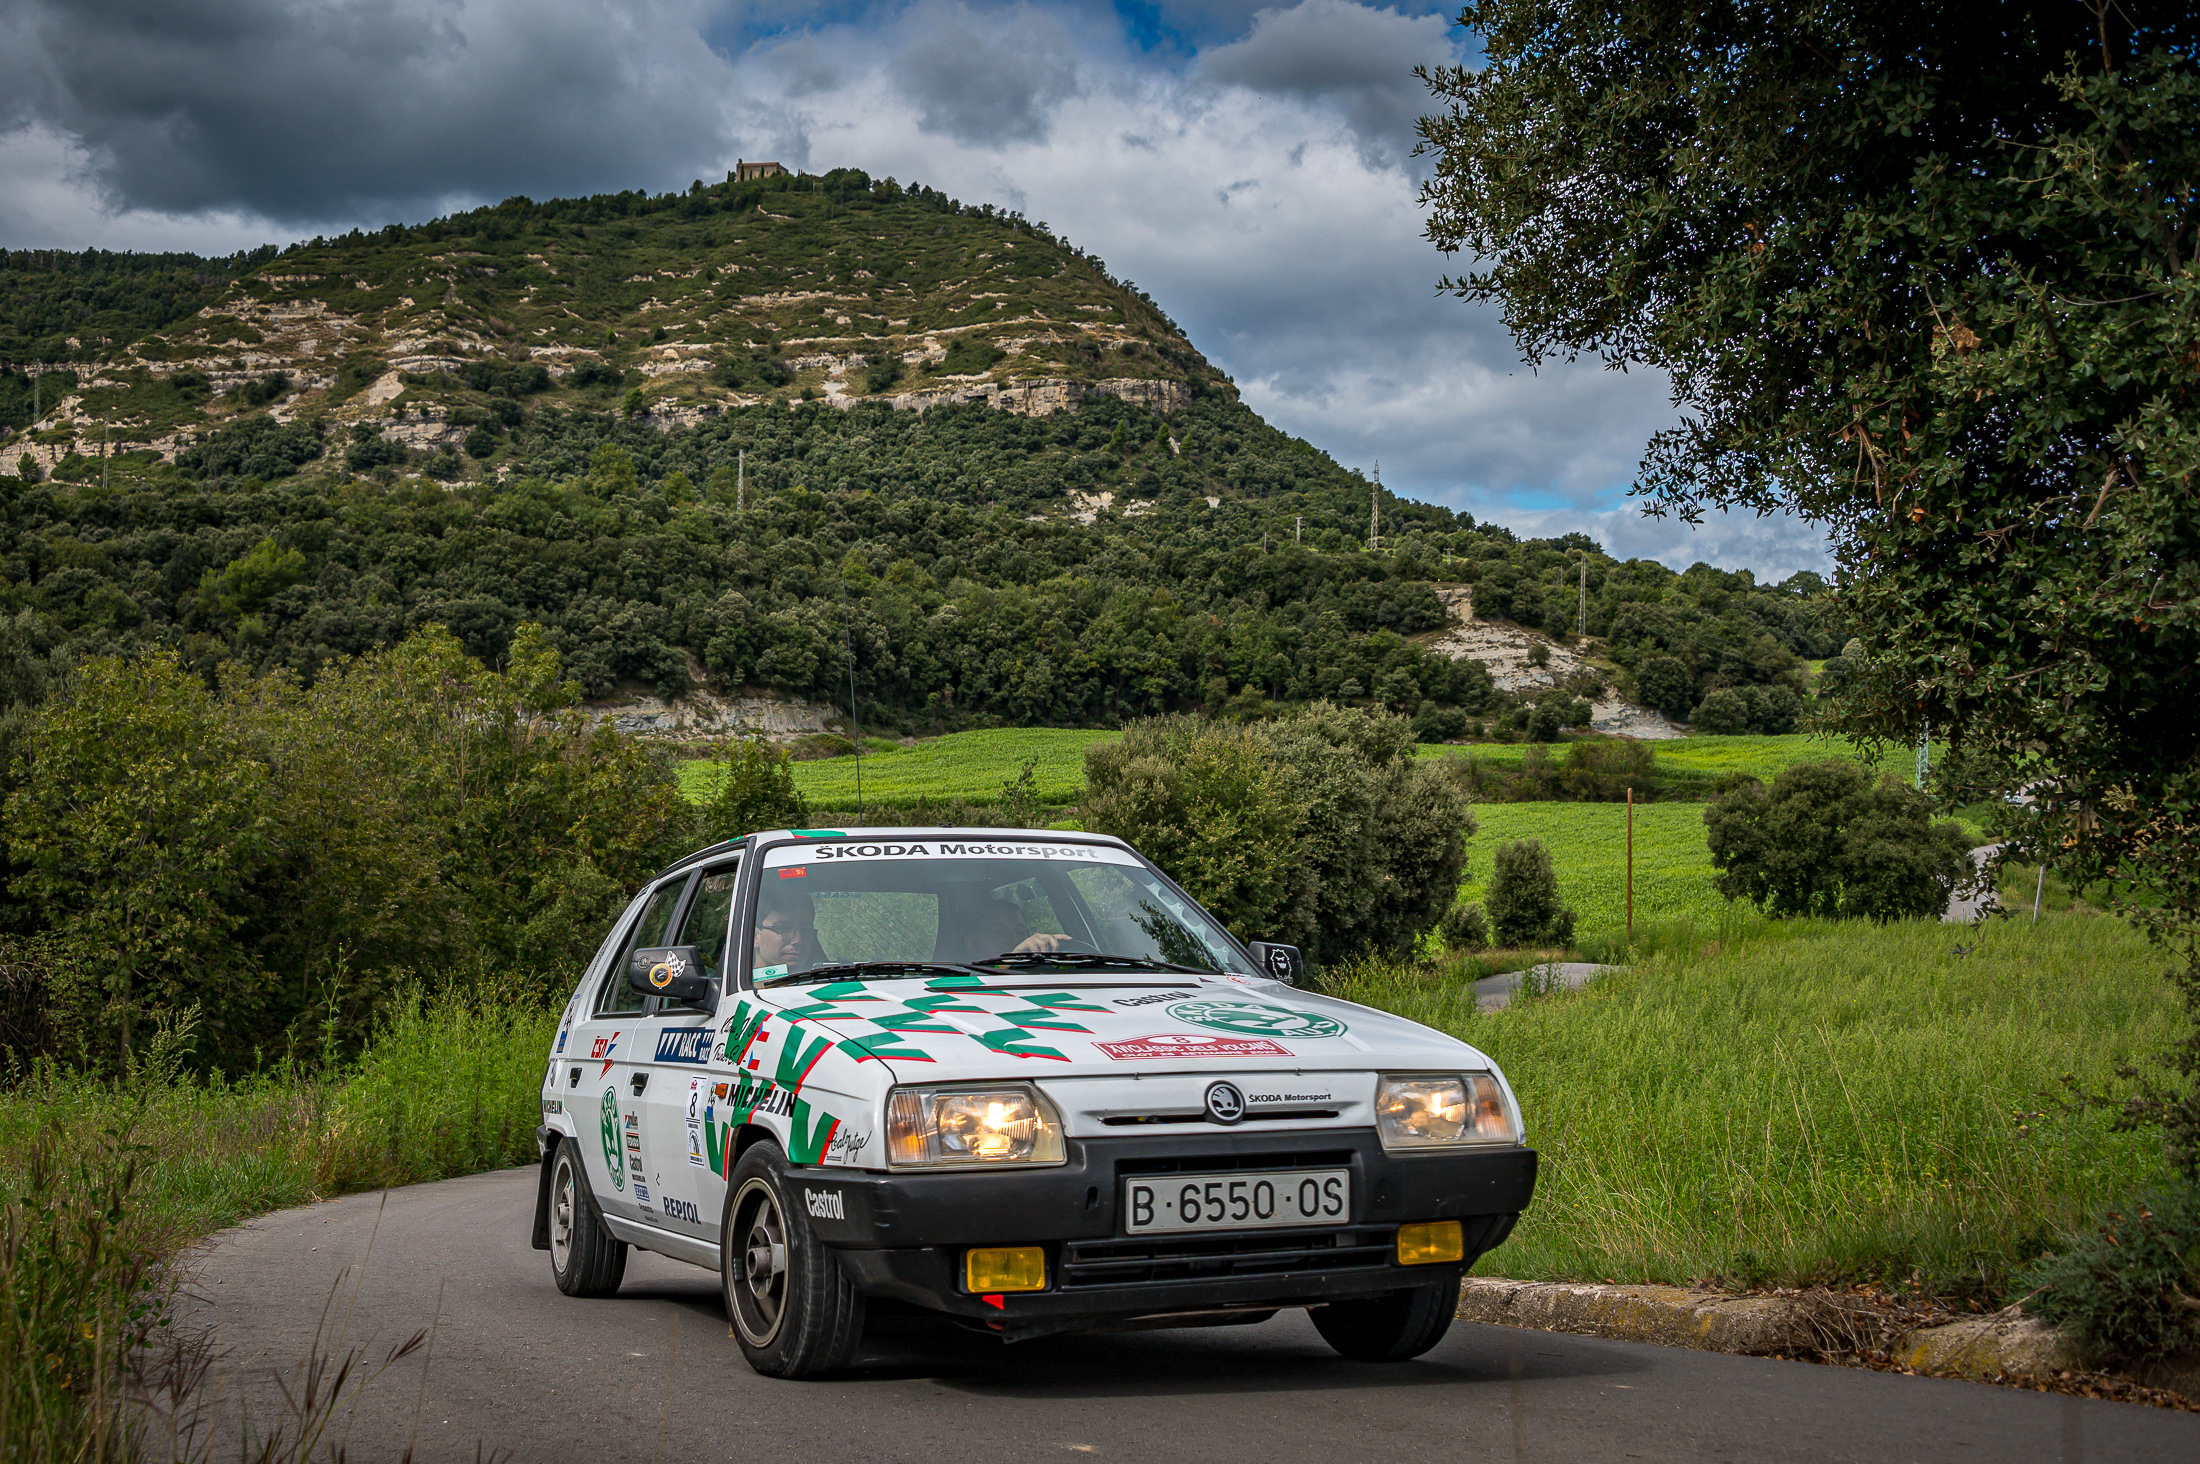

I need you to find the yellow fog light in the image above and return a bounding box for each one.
[965,1245,1047,1293]
[1395,1221,1465,1266]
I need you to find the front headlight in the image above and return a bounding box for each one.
[886,1083,1067,1168]
[1376,1072,1518,1149]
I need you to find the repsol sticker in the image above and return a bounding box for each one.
[764,840,1138,869]
[655,1027,713,1064]
[660,1195,701,1225]
[805,1188,846,1220]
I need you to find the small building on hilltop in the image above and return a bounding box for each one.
[733,160,786,181]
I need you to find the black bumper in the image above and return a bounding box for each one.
[793,1129,1534,1337]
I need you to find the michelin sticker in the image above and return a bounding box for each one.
[1167,1000,1347,1040]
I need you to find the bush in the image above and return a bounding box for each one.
[692,735,810,840]
[344,423,407,471]
[1692,684,1803,735]
[1439,900,1489,952]
[1635,654,1695,718]
[940,337,1005,375]
[1083,704,1472,963]
[2020,1180,2200,1368]
[1485,838,1576,947]
[464,425,499,459]
[570,360,624,389]
[176,414,324,480]
[1703,759,1975,920]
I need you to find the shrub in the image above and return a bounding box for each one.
[176,415,323,480]
[1084,704,1472,962]
[570,360,624,389]
[1703,759,1974,920]
[2020,1180,2200,1368]
[1693,684,1803,735]
[692,735,810,840]
[344,423,407,471]
[940,337,1004,375]
[1485,838,1575,947]
[1635,654,1695,718]
[1439,900,1489,952]
[464,425,499,459]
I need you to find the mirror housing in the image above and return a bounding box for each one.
[629,946,716,1009]
[1248,942,1303,986]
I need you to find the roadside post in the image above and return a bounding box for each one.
[1626,787,1634,937]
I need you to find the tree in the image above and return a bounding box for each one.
[1420,3,2200,1165]
[1083,705,1472,963]
[1703,761,1974,921]
[1484,839,1574,948]
[693,736,810,840]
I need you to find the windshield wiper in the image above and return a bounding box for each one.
[757,961,978,988]
[970,951,1214,976]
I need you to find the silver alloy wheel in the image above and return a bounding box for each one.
[551,1153,577,1275]
[730,1175,789,1347]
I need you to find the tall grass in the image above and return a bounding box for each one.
[1331,912,2181,1299]
[0,986,554,1457]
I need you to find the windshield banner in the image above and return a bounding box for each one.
[761,838,1141,869]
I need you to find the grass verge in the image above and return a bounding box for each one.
[0,986,552,1457]
[1330,911,2180,1300]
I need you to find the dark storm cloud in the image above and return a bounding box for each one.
[1199,0,1451,155]
[0,0,741,225]
[886,1,1083,143]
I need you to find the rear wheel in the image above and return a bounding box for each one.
[549,1139,628,1297]
[1311,1276,1459,1361]
[721,1143,866,1378]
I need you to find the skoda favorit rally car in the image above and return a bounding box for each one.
[532,827,1536,1377]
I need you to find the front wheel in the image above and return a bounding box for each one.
[721,1143,866,1378]
[549,1139,627,1297]
[1311,1276,1459,1361]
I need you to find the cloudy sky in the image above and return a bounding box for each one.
[0,0,1829,577]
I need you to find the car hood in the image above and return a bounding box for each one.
[749,970,1490,1079]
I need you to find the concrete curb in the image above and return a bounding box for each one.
[1457,1278,2200,1397]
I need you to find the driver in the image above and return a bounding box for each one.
[751,887,824,979]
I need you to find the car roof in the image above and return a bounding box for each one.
[652,827,1131,879]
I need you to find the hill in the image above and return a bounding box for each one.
[0,168,1834,741]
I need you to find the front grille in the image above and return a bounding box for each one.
[1115,1149,1357,1176]
[1061,1228,1393,1289]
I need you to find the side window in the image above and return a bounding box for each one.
[596,876,690,1016]
[671,861,741,982]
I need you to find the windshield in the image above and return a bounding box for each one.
[748,837,1247,986]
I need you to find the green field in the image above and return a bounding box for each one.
[1417,731,1918,790]
[687,728,1930,816]
[682,727,1120,812]
[1459,802,1727,933]
[1330,912,2181,1294]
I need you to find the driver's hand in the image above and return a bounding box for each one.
[1013,932,1074,953]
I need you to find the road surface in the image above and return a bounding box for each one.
[177,1168,2199,1463]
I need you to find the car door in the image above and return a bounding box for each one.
[639,856,743,1243]
[571,873,690,1226]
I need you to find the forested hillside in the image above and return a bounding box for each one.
[0,167,1835,746]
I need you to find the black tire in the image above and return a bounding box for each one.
[548,1138,628,1297]
[721,1142,866,1378]
[1310,1276,1460,1362]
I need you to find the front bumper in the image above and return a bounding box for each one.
[793,1128,1535,1338]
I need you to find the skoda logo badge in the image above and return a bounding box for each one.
[1204,1081,1246,1125]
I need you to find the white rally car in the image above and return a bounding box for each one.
[532,827,1536,1377]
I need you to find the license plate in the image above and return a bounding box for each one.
[1122,1170,1351,1234]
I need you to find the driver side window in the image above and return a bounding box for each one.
[598,876,689,1016]
[671,862,741,983]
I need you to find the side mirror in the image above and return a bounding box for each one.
[1248,942,1303,986]
[630,946,716,1009]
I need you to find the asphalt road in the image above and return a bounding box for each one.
[178,1168,2200,1464]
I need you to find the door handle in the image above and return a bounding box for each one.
[631,1071,649,1096]
[567,1067,580,1088]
